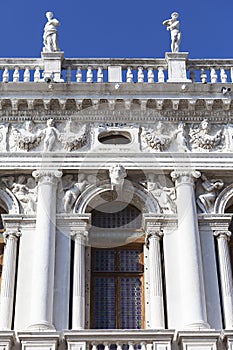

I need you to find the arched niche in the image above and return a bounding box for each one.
[214,183,233,214]
[74,182,159,215]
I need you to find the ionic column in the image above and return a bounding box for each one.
[71,220,88,329]
[214,230,233,328]
[171,170,209,329]
[143,217,165,328]
[0,228,20,329]
[28,169,62,330]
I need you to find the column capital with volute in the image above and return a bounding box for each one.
[171,169,201,186]
[32,169,62,185]
[214,230,231,240]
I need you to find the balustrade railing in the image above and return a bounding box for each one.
[1,57,233,84]
[64,330,174,350]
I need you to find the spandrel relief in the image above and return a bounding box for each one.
[196,173,224,213]
[62,174,89,213]
[189,119,224,152]
[1,175,37,214]
[142,173,176,213]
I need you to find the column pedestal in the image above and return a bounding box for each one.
[166,52,191,83]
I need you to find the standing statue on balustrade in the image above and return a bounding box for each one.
[43,11,60,52]
[163,12,181,53]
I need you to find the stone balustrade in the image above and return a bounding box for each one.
[0,57,233,83]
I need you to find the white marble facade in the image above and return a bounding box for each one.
[0,14,233,350]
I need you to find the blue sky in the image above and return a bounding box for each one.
[1,0,233,59]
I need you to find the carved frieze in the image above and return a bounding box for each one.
[189,119,224,152]
[60,121,87,151]
[141,122,173,151]
[62,174,89,213]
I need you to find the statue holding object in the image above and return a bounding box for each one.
[163,12,181,53]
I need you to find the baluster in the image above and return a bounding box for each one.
[210,68,217,83]
[146,344,153,350]
[116,343,122,350]
[220,68,228,83]
[97,66,103,82]
[190,69,196,82]
[3,68,9,83]
[148,67,154,83]
[126,67,133,82]
[76,67,82,82]
[86,66,93,82]
[23,67,30,82]
[13,67,20,82]
[66,66,72,83]
[200,69,207,83]
[128,342,134,350]
[34,66,41,82]
[104,343,110,350]
[137,66,144,83]
[140,343,147,350]
[92,344,97,350]
[158,67,165,82]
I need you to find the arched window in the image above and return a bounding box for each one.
[89,202,144,329]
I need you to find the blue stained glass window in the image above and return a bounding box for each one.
[92,247,143,329]
[93,277,116,329]
[119,250,141,272]
[120,277,142,329]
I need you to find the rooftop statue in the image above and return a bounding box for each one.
[163,12,181,53]
[43,11,60,52]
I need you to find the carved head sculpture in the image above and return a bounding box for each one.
[171,12,179,19]
[47,118,54,127]
[46,11,53,20]
[200,119,209,131]
[109,164,127,186]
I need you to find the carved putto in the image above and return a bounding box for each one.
[146,174,176,214]
[43,119,60,152]
[197,173,224,213]
[1,175,37,214]
[62,174,89,213]
[60,121,87,152]
[142,122,172,151]
[109,164,127,192]
[12,121,43,151]
[189,119,224,151]
[173,122,189,152]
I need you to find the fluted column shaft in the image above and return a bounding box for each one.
[215,230,233,328]
[171,170,209,329]
[28,169,62,330]
[146,226,164,328]
[0,230,20,329]
[72,229,87,329]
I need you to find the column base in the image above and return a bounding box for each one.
[26,321,55,331]
[184,321,210,330]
